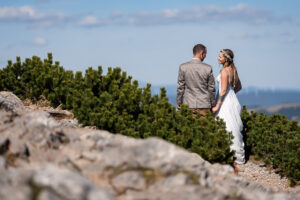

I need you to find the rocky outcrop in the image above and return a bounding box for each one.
[0,91,299,200]
[0,91,25,114]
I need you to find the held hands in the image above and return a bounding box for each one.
[212,103,221,114]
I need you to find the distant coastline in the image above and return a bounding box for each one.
[148,84,300,106]
[147,84,300,122]
[249,103,300,123]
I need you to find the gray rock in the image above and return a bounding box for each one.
[0,168,33,186]
[58,118,80,128]
[38,190,62,200]
[0,185,32,200]
[0,110,15,126]
[0,91,24,114]
[88,188,117,200]
[32,164,116,200]
[123,185,228,200]
[89,135,229,183]
[8,136,30,157]
[19,110,60,131]
[1,110,69,152]
[0,165,116,200]
[38,184,116,200]
[112,171,146,194]
[155,185,229,200]
[0,137,10,154]
[150,173,194,192]
[0,156,7,170]
[0,169,33,200]
[271,193,297,200]
[0,134,30,162]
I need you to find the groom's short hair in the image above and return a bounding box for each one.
[193,44,206,55]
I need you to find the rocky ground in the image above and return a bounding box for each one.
[0,91,299,200]
[237,160,300,194]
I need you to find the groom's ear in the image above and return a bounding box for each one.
[201,50,207,59]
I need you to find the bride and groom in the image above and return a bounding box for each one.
[176,43,245,165]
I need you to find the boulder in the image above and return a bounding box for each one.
[0,91,25,114]
[0,156,7,170]
[0,165,116,200]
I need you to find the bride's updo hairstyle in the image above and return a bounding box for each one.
[220,49,239,86]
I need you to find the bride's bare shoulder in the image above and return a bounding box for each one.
[220,68,228,76]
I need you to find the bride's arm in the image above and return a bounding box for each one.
[212,69,228,113]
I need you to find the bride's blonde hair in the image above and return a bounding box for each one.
[220,49,239,86]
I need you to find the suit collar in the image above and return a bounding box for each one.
[191,58,202,63]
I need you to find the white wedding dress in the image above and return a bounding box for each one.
[216,70,245,164]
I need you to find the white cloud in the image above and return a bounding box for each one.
[33,37,47,46]
[0,4,291,28]
[0,6,71,28]
[162,9,179,18]
[287,37,297,43]
[0,6,39,20]
[77,15,105,27]
[77,3,290,27]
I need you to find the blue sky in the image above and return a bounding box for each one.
[0,0,300,90]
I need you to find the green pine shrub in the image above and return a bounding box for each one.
[0,54,234,164]
[241,106,300,186]
[0,54,75,107]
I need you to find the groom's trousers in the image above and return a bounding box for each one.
[192,108,211,118]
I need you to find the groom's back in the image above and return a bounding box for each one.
[179,59,215,108]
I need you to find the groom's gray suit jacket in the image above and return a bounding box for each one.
[177,59,216,109]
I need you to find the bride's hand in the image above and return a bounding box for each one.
[212,106,219,114]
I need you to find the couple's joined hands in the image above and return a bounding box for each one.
[212,103,221,114]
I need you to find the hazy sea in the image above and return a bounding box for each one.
[149,84,300,108]
[148,84,300,122]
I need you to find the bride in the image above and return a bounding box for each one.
[212,49,245,164]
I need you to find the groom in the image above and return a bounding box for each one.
[176,44,216,117]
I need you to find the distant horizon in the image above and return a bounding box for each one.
[1,56,300,91]
[2,55,300,91]
[143,82,300,92]
[147,83,300,107]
